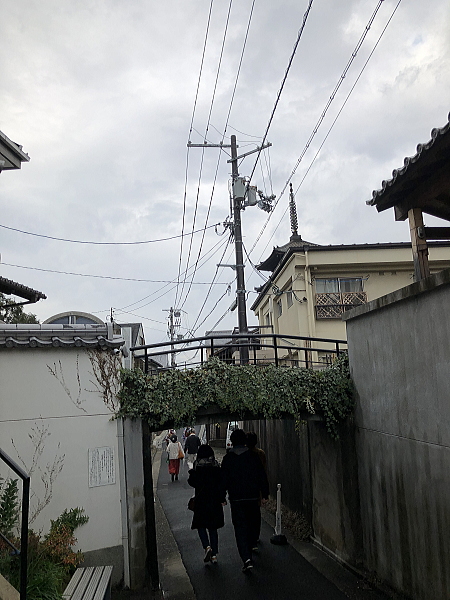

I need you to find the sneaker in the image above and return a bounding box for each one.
[211,556,218,564]
[204,546,213,563]
[242,559,253,573]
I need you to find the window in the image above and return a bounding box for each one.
[286,290,293,308]
[264,312,272,327]
[315,278,363,293]
[315,277,366,319]
[276,299,282,318]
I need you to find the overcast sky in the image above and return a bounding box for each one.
[1,0,449,348]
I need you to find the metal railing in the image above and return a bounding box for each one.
[0,449,30,600]
[130,332,347,373]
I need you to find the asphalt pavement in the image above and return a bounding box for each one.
[154,432,387,600]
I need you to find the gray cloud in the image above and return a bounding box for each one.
[1,0,449,343]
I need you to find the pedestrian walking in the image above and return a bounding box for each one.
[246,431,267,548]
[221,428,269,573]
[164,428,176,447]
[166,434,184,482]
[184,427,201,469]
[188,444,226,564]
[246,431,267,471]
[182,426,191,446]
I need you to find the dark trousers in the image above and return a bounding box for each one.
[230,500,261,563]
[197,527,218,555]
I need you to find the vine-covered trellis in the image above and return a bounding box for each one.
[117,354,354,439]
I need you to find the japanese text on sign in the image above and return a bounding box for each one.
[88,446,115,487]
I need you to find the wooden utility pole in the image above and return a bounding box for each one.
[408,207,430,281]
[230,135,249,364]
[187,137,271,363]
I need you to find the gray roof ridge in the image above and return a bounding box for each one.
[368,112,450,206]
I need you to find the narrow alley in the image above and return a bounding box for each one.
[154,431,388,600]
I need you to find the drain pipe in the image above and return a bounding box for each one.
[270,484,288,545]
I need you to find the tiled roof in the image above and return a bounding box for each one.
[368,113,450,213]
[0,130,30,170]
[0,323,125,350]
[0,276,46,302]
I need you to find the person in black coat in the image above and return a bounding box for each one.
[221,428,269,573]
[188,444,226,564]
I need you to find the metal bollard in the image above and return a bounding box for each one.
[270,483,288,545]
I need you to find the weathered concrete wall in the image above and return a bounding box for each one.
[243,417,362,566]
[122,418,147,589]
[308,419,363,567]
[344,268,450,600]
[243,418,312,522]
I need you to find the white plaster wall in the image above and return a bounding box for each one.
[0,348,122,555]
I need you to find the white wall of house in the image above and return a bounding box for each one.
[0,347,123,573]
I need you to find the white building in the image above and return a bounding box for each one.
[0,319,146,587]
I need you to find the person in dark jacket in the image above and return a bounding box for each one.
[246,431,267,472]
[188,444,226,564]
[184,428,201,469]
[221,428,269,573]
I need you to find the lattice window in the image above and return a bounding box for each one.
[315,292,367,319]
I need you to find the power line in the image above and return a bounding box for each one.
[189,235,233,335]
[113,311,167,326]
[0,262,230,284]
[226,124,262,139]
[176,0,234,307]
[220,0,256,138]
[0,222,220,245]
[242,242,268,282]
[178,0,255,310]
[255,0,403,261]
[91,235,231,315]
[278,0,387,202]
[190,285,231,336]
[248,0,391,257]
[174,0,215,307]
[178,153,224,310]
[177,0,256,319]
[247,0,315,185]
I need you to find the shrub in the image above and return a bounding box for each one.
[0,477,19,539]
[0,489,89,600]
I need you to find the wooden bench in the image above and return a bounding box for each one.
[63,566,113,600]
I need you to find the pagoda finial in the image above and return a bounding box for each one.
[289,183,299,239]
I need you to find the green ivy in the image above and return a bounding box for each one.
[117,354,354,439]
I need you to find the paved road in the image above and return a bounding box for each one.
[156,440,349,600]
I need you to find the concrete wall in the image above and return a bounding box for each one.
[243,418,312,521]
[308,419,363,567]
[344,268,450,600]
[122,418,147,589]
[243,417,362,566]
[0,348,124,585]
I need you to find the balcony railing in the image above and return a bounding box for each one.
[315,292,367,319]
[131,332,347,372]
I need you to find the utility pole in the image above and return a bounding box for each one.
[230,135,249,364]
[163,307,181,368]
[187,138,273,364]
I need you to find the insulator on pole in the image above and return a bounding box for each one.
[270,483,288,545]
